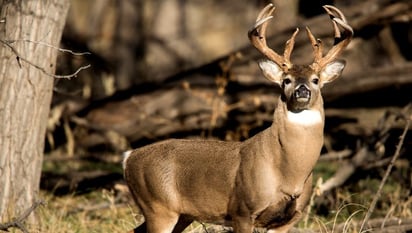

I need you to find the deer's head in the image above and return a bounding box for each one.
[249,4,353,112]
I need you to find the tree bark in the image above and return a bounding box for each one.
[0,0,70,222]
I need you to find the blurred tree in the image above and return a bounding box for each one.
[0,0,70,222]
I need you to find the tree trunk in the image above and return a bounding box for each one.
[0,0,70,222]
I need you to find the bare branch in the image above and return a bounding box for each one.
[0,200,46,233]
[360,109,411,232]
[5,39,91,56]
[0,39,90,79]
[52,64,91,79]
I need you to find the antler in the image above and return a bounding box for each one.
[249,4,353,73]
[306,5,354,72]
[248,3,299,72]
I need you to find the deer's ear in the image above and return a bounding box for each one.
[258,60,284,85]
[320,60,346,86]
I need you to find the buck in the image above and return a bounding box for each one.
[123,4,353,233]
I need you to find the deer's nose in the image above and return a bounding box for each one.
[294,84,311,101]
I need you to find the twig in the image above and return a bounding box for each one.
[6,39,91,56]
[359,113,410,232]
[0,39,90,79]
[201,222,210,233]
[0,200,46,233]
[52,65,91,79]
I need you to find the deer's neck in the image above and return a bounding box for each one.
[269,99,325,194]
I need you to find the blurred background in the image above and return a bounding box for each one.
[41,0,411,231]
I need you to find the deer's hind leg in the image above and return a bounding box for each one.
[143,212,179,233]
[132,201,180,233]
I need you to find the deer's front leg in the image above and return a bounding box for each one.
[233,217,254,233]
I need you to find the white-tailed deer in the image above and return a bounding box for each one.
[124,4,352,233]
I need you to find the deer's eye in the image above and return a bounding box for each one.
[283,78,292,86]
[312,78,319,85]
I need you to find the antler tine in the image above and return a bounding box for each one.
[311,5,353,72]
[248,3,275,42]
[283,28,299,65]
[248,3,292,71]
[323,5,347,24]
[305,27,323,63]
[323,5,348,41]
[333,18,354,36]
[256,3,275,22]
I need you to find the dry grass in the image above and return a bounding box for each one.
[23,190,138,233]
[19,177,410,233]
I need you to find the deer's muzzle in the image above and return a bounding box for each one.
[294,85,311,102]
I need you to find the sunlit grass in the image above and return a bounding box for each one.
[24,190,138,233]
[26,184,410,233]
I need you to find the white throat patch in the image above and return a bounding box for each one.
[287,110,322,126]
